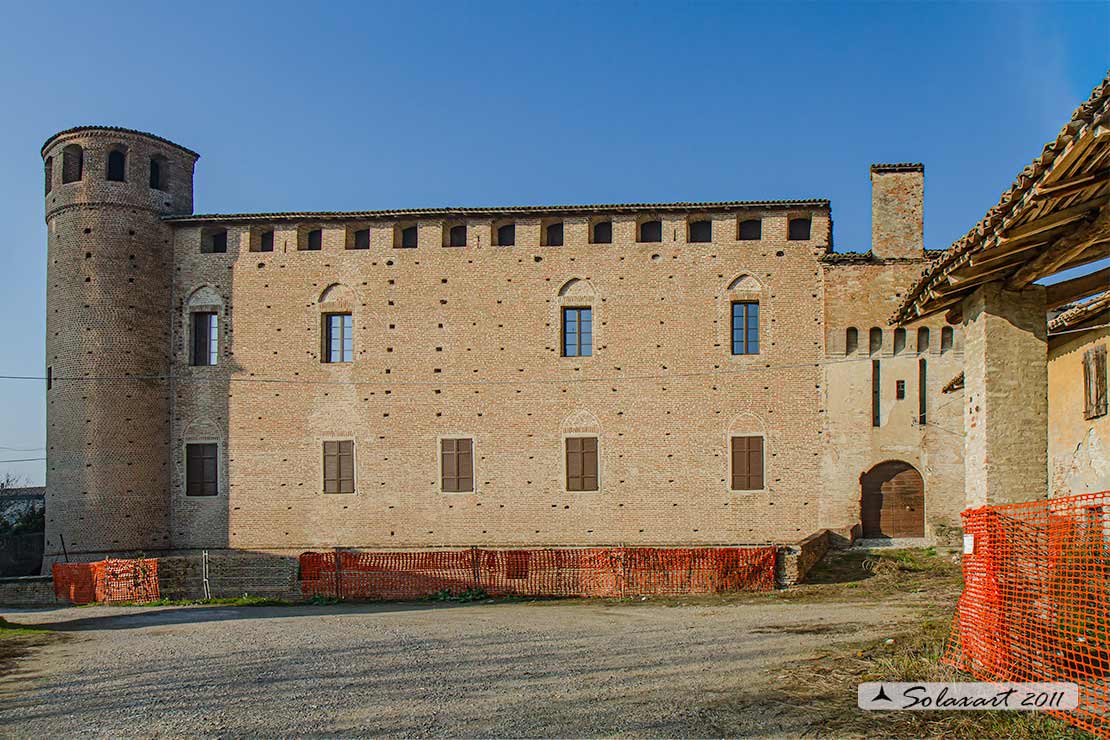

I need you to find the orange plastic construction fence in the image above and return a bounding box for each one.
[53,558,160,605]
[301,546,778,600]
[945,491,1110,737]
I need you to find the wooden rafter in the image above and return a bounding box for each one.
[1033,167,1110,199]
[1045,266,1110,310]
[1008,204,1110,289]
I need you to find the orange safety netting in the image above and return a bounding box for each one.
[53,558,160,605]
[301,546,778,600]
[945,491,1110,737]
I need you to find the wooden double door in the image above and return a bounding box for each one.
[860,461,924,538]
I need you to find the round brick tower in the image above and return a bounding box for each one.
[42,127,198,565]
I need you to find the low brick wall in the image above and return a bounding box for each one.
[776,530,831,587]
[157,550,301,601]
[0,575,57,607]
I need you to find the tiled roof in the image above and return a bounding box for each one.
[41,126,200,158]
[892,72,1110,324]
[162,198,831,224]
[1049,291,1110,333]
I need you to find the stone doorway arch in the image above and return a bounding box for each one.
[860,461,924,538]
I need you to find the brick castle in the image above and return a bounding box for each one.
[41,126,965,590]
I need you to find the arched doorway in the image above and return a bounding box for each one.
[860,461,924,538]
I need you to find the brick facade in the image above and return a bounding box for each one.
[41,127,967,587]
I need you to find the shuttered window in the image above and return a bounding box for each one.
[323,440,355,493]
[565,437,599,491]
[191,312,218,366]
[730,436,764,491]
[1084,344,1108,419]
[562,307,592,357]
[440,438,474,492]
[731,301,759,355]
[324,313,353,363]
[185,443,218,496]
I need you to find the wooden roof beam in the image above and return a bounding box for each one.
[1033,167,1110,200]
[1046,266,1110,310]
[1008,204,1110,289]
[998,197,1103,243]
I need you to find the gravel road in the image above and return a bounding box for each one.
[0,599,913,737]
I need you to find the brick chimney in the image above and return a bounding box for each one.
[871,163,924,258]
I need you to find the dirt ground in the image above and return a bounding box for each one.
[0,550,1081,738]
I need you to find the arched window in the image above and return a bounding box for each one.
[638,219,662,243]
[688,219,712,243]
[738,218,761,240]
[917,327,930,353]
[893,327,907,355]
[394,224,418,249]
[494,222,515,247]
[845,327,858,355]
[544,221,564,247]
[788,217,811,241]
[149,155,168,190]
[62,144,83,184]
[44,157,53,195]
[591,220,612,244]
[869,327,883,355]
[106,148,126,182]
[447,224,467,248]
[941,327,954,353]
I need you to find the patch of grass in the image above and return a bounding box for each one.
[426,588,490,603]
[762,619,1087,738]
[79,594,296,608]
[0,618,49,638]
[0,618,55,679]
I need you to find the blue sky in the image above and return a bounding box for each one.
[0,1,1107,485]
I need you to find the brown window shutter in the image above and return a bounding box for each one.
[339,440,354,493]
[186,443,218,496]
[731,437,745,490]
[731,436,764,490]
[566,437,597,491]
[441,438,458,492]
[566,437,582,491]
[1084,349,1096,419]
[748,436,764,490]
[186,445,202,496]
[1096,346,1105,419]
[581,437,598,491]
[323,441,338,493]
[457,438,473,492]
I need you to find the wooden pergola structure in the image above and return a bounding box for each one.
[892,73,1110,327]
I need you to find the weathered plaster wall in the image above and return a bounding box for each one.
[1048,326,1110,498]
